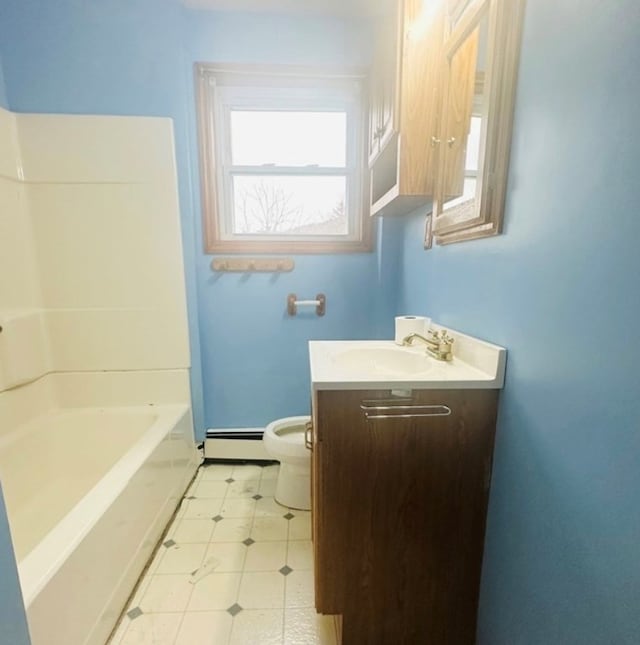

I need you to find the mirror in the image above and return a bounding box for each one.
[426,0,525,247]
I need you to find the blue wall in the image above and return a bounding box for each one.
[0,1,383,436]
[0,486,30,645]
[181,9,387,428]
[0,0,207,436]
[397,1,640,643]
[0,55,7,108]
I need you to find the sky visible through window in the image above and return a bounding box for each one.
[230,110,349,234]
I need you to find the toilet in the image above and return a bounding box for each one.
[262,415,312,510]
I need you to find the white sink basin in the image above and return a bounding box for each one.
[309,331,507,391]
[332,347,432,377]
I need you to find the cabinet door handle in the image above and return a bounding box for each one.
[431,136,441,147]
[360,403,452,421]
[304,421,313,450]
[447,137,456,147]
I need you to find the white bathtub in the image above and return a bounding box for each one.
[0,401,198,645]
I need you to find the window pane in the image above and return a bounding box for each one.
[232,175,348,235]
[231,111,347,167]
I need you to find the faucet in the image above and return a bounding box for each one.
[402,329,454,362]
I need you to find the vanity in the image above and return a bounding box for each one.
[308,328,506,644]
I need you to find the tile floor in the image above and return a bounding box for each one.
[108,462,338,645]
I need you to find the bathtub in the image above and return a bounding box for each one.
[0,401,198,645]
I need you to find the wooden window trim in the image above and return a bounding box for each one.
[195,62,373,254]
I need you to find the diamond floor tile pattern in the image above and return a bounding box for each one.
[108,463,338,645]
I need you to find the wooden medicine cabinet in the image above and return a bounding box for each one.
[367,0,525,246]
[429,0,525,245]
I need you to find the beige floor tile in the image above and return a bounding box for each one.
[285,570,315,608]
[174,611,233,645]
[255,496,289,518]
[229,609,284,645]
[288,514,312,540]
[219,497,256,519]
[187,571,242,611]
[203,542,248,573]
[238,571,285,609]
[137,574,194,613]
[195,480,229,498]
[211,517,252,542]
[260,464,280,480]
[232,464,264,481]
[226,479,260,498]
[284,607,337,645]
[251,517,289,542]
[244,541,287,572]
[199,464,234,481]
[287,540,313,570]
[154,543,208,575]
[258,478,277,496]
[180,497,224,519]
[168,518,215,544]
[119,612,183,645]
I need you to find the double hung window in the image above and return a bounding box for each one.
[195,64,370,253]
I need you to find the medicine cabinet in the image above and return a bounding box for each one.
[366,0,525,246]
[428,0,525,246]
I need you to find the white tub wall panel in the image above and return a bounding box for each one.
[0,310,52,391]
[25,411,196,645]
[28,183,186,311]
[16,114,177,184]
[0,376,56,441]
[45,308,189,372]
[0,107,22,180]
[0,181,42,313]
[51,369,192,408]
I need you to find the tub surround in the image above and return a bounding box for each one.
[0,106,198,645]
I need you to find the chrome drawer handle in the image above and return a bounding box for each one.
[360,403,452,421]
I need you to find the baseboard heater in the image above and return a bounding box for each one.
[204,428,271,461]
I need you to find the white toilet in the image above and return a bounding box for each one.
[262,415,312,510]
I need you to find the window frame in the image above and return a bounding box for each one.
[195,62,372,254]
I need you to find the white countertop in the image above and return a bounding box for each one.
[309,327,507,391]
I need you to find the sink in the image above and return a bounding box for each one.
[332,346,432,377]
[309,332,507,390]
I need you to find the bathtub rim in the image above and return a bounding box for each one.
[17,402,190,607]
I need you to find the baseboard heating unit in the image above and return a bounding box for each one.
[204,428,270,460]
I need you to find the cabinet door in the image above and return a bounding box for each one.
[429,0,525,245]
[314,388,499,644]
[367,2,400,166]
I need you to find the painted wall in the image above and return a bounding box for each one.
[0,0,206,435]
[0,1,383,435]
[0,485,31,645]
[397,1,640,643]
[0,55,7,108]
[181,9,386,428]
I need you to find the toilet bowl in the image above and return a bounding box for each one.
[262,416,311,510]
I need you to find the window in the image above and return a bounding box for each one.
[195,63,371,253]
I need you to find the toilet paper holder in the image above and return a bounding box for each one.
[287,293,326,317]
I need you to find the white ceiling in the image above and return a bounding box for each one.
[181,0,387,18]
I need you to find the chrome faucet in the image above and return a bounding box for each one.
[402,329,454,362]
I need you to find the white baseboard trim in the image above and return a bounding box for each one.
[204,427,271,460]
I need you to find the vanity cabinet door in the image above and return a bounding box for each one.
[312,388,499,645]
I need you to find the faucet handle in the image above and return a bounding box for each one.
[440,330,454,344]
